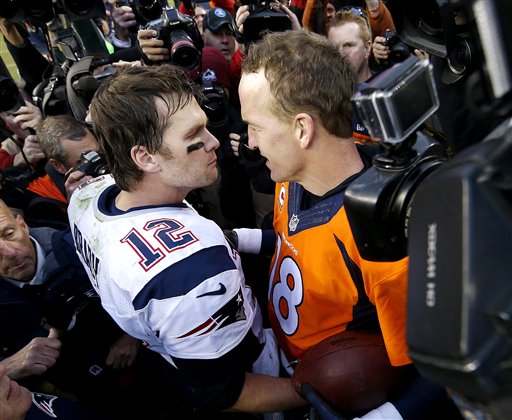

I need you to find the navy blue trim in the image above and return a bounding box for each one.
[133,245,236,310]
[97,184,189,216]
[286,183,345,235]
[334,234,380,332]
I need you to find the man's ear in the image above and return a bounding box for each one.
[365,40,372,59]
[131,145,159,173]
[49,158,67,175]
[293,113,315,148]
[15,214,29,235]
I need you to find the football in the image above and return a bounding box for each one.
[291,330,412,415]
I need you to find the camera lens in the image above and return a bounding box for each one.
[447,36,471,75]
[389,42,412,63]
[170,33,200,71]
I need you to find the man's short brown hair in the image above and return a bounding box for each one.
[89,65,198,191]
[242,30,357,138]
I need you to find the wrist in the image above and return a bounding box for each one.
[112,33,132,48]
[233,228,262,254]
[356,402,402,419]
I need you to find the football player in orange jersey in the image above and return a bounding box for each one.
[234,30,461,419]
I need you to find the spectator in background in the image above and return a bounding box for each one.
[194,3,208,33]
[2,115,101,227]
[327,10,373,83]
[32,115,98,205]
[202,8,236,64]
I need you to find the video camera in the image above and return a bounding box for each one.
[344,0,512,418]
[144,6,203,78]
[239,0,292,43]
[33,26,116,121]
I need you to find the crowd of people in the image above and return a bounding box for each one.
[0,0,468,419]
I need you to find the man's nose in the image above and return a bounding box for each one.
[205,130,220,151]
[247,134,258,150]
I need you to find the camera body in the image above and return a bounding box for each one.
[76,150,109,178]
[118,0,165,28]
[200,69,229,129]
[239,0,292,43]
[145,7,203,76]
[381,29,412,64]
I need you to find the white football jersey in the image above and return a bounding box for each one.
[68,175,264,366]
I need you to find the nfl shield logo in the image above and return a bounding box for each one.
[289,214,299,232]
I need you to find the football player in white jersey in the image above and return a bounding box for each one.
[66,65,305,415]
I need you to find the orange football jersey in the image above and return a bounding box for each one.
[268,182,412,367]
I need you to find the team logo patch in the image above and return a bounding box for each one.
[178,287,246,338]
[89,364,103,376]
[214,8,227,17]
[278,184,286,211]
[289,214,299,232]
[32,393,58,418]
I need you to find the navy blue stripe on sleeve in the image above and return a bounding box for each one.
[133,245,236,310]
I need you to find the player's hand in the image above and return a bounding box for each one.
[137,29,169,62]
[0,364,32,420]
[372,36,389,62]
[13,102,43,131]
[2,328,61,380]
[106,334,140,369]
[21,135,45,164]
[64,168,93,200]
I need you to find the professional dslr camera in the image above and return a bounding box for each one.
[76,150,109,178]
[144,7,203,77]
[239,0,292,43]
[345,0,512,418]
[118,0,166,29]
[381,29,412,64]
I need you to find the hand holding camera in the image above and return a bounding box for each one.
[137,28,169,62]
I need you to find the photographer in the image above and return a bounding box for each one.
[11,115,103,226]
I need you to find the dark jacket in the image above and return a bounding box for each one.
[0,227,122,394]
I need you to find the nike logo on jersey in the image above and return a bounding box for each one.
[197,283,227,298]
